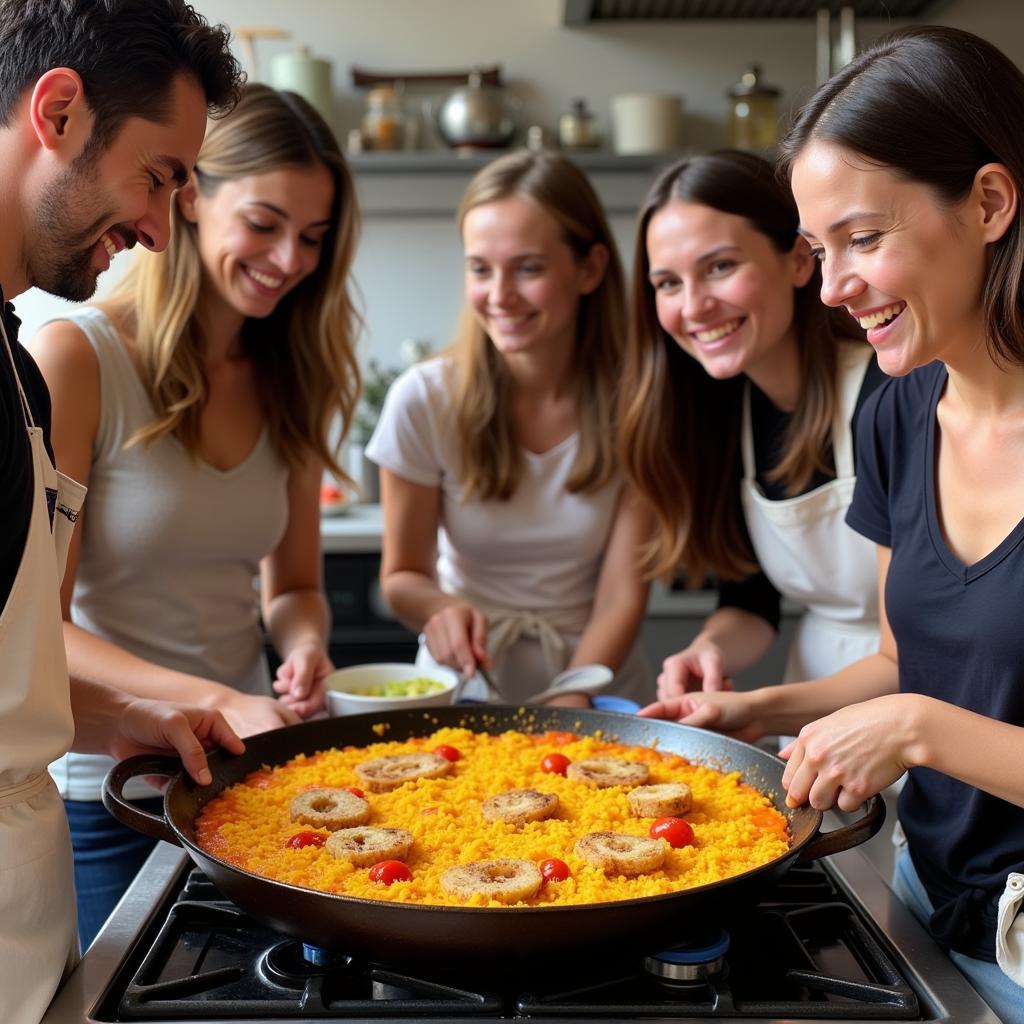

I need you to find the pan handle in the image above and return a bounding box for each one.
[101,755,182,846]
[795,794,886,864]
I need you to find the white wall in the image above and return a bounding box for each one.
[14,0,1024,369]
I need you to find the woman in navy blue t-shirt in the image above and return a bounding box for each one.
[642,26,1024,1021]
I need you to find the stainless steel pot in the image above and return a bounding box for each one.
[433,70,520,149]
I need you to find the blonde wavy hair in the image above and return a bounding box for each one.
[450,150,626,501]
[111,82,361,477]
[620,151,865,584]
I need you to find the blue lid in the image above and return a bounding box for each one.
[592,695,641,714]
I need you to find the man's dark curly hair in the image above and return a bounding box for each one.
[0,0,243,151]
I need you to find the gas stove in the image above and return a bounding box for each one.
[43,824,1002,1024]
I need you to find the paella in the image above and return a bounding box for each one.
[195,725,790,908]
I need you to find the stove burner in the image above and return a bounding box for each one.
[258,939,350,990]
[644,927,731,982]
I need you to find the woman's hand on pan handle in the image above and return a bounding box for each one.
[657,639,735,698]
[109,696,246,786]
[423,602,491,678]
[638,689,764,743]
[781,694,912,812]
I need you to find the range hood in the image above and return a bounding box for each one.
[563,0,947,22]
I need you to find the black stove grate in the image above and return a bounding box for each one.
[99,863,922,1021]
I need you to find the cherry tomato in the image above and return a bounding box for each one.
[368,860,412,885]
[345,786,365,799]
[541,753,571,776]
[540,858,571,884]
[434,744,462,762]
[286,831,327,850]
[649,817,695,849]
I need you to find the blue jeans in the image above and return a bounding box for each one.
[65,797,162,950]
[893,847,1024,1024]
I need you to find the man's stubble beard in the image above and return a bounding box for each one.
[30,146,116,302]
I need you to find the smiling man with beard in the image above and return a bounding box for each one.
[0,4,247,1023]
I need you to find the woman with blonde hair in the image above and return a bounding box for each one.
[28,82,361,946]
[367,150,651,706]
[621,150,882,699]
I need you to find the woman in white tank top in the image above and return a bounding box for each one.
[27,84,362,949]
[367,151,653,708]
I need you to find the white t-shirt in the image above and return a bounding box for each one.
[366,359,651,703]
[366,359,622,613]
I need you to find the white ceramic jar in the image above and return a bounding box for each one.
[609,93,684,154]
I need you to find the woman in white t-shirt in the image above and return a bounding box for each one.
[367,151,652,707]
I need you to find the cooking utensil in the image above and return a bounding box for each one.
[103,706,883,965]
[453,662,612,703]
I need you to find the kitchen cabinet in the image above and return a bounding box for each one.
[322,550,419,666]
[318,508,419,666]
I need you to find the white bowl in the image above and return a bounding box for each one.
[324,663,459,715]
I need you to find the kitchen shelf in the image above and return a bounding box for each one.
[349,149,681,216]
[347,150,677,175]
[563,0,948,21]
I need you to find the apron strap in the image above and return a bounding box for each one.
[743,346,873,484]
[832,344,873,479]
[0,314,36,432]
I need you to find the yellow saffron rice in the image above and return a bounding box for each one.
[195,727,790,908]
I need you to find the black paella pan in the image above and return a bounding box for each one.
[103,705,884,964]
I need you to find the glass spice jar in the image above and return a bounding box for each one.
[362,85,406,151]
[726,65,780,151]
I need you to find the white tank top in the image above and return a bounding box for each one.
[49,308,290,799]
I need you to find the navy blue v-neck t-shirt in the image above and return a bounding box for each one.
[847,359,1024,961]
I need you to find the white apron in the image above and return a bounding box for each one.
[416,596,652,705]
[740,343,879,684]
[0,319,87,1024]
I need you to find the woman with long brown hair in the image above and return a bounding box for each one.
[28,82,361,947]
[367,150,651,707]
[643,28,1024,1019]
[621,150,881,698]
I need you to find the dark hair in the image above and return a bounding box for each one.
[619,150,863,584]
[780,25,1024,367]
[0,0,243,152]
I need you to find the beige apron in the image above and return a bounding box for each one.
[416,597,651,705]
[0,319,87,1024]
[740,343,880,685]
